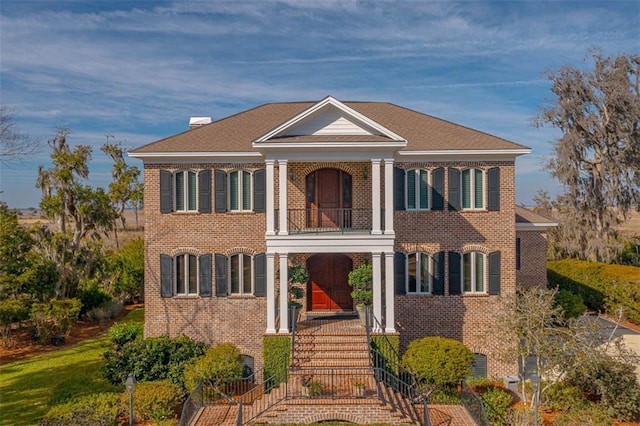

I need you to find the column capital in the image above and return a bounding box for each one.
[383,158,395,165]
[265,159,276,165]
[371,158,382,165]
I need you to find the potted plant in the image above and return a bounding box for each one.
[348,264,373,323]
[288,266,308,328]
[352,379,366,398]
[301,374,324,397]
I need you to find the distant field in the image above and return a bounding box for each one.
[17,209,144,249]
[618,210,640,237]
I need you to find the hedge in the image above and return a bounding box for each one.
[547,259,640,325]
[263,335,290,389]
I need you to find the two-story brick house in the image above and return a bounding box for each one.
[130,96,554,378]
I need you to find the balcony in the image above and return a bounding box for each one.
[275,208,379,234]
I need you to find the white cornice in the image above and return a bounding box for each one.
[254,96,407,144]
[127,151,262,164]
[398,149,531,157]
[516,222,558,231]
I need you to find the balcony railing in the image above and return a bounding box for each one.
[275,208,374,234]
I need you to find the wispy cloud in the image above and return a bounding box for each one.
[1,0,638,207]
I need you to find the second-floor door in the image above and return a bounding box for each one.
[306,168,352,229]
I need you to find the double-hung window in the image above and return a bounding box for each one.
[230,254,253,295]
[462,252,485,293]
[406,169,429,210]
[229,170,252,211]
[407,252,431,294]
[176,253,198,295]
[175,170,198,211]
[461,168,484,210]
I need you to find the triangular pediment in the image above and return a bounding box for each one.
[254,96,405,143]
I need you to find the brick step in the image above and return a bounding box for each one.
[293,358,371,368]
[294,349,370,358]
[294,335,368,343]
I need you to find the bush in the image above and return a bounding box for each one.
[102,335,206,391]
[544,382,588,412]
[86,301,123,323]
[78,281,112,315]
[348,263,373,307]
[567,357,640,421]
[554,404,613,426]
[548,259,640,324]
[481,387,514,426]
[554,289,587,318]
[402,336,475,390]
[40,393,121,426]
[0,298,29,346]
[183,343,243,392]
[123,381,182,424]
[107,322,142,347]
[30,298,82,343]
[107,237,144,303]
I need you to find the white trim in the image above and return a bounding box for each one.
[384,253,396,333]
[265,233,395,254]
[255,141,407,150]
[398,149,531,156]
[229,253,253,295]
[406,252,432,294]
[174,170,198,212]
[254,96,407,143]
[174,253,198,296]
[405,168,430,211]
[462,252,486,294]
[228,169,253,212]
[128,151,262,160]
[516,222,558,231]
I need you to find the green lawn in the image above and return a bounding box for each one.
[0,308,143,426]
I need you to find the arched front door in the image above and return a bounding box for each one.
[306,168,352,229]
[307,254,353,311]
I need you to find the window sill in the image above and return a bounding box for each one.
[173,295,200,298]
[228,294,256,299]
[171,211,200,215]
[227,211,256,214]
[406,293,434,296]
[461,293,490,297]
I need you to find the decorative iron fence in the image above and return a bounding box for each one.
[460,380,490,426]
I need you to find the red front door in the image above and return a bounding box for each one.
[306,168,352,229]
[307,254,353,311]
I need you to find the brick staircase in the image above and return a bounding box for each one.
[192,316,477,425]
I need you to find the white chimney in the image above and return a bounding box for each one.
[189,116,212,129]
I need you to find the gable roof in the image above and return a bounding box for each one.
[515,206,558,230]
[130,99,529,154]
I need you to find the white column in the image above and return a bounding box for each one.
[266,253,276,333]
[372,252,382,332]
[278,160,288,235]
[384,252,396,333]
[278,253,289,333]
[384,158,395,235]
[371,159,382,235]
[266,160,275,235]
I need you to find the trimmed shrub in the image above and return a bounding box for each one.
[78,282,112,315]
[107,322,142,348]
[544,382,588,412]
[263,335,290,389]
[102,335,206,391]
[183,343,243,392]
[548,259,640,324]
[123,381,182,424]
[30,298,82,343]
[554,289,587,318]
[402,336,475,390]
[86,300,123,323]
[481,387,514,426]
[40,393,121,426]
[348,263,373,307]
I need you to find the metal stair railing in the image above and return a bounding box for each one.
[364,307,431,426]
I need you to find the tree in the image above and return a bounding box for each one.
[101,138,142,235]
[0,106,40,164]
[535,52,640,262]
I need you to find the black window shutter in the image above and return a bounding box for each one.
[394,252,406,295]
[215,253,227,296]
[215,170,227,213]
[489,251,501,295]
[160,170,173,213]
[254,253,266,296]
[487,167,500,211]
[199,254,212,297]
[253,169,265,213]
[448,168,461,211]
[432,251,445,295]
[432,168,444,211]
[160,254,173,297]
[393,167,406,211]
[198,170,211,213]
[516,238,521,271]
[448,252,461,295]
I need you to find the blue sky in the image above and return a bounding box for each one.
[1,0,638,209]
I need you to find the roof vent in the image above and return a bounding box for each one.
[189,116,212,129]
